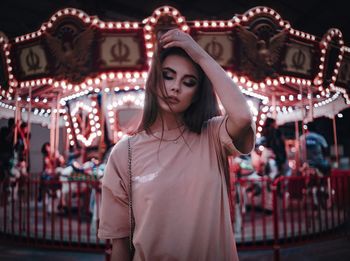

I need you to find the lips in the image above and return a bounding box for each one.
[166,96,180,104]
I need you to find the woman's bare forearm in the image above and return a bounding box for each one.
[111,237,130,261]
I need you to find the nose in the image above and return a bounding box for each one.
[170,80,181,93]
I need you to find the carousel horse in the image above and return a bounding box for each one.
[55,157,104,216]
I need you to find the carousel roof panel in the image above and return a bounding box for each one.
[0,2,349,120]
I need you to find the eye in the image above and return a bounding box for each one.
[162,70,174,80]
[183,78,198,87]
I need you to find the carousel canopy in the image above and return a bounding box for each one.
[0,5,349,144]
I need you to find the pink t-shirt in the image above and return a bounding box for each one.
[98,116,252,260]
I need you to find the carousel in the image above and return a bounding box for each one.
[0,5,349,258]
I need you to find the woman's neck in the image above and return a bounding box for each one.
[150,112,184,132]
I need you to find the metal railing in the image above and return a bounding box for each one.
[0,171,349,260]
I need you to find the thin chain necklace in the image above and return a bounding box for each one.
[149,127,186,144]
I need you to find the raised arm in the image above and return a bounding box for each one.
[160,29,255,153]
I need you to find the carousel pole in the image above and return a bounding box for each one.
[50,97,56,167]
[332,105,339,167]
[26,85,32,171]
[13,92,19,146]
[271,92,277,119]
[294,120,300,173]
[98,86,106,162]
[54,93,61,167]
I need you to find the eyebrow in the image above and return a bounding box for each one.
[163,67,198,81]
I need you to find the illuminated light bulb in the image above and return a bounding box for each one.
[177,17,184,23]
[108,72,115,79]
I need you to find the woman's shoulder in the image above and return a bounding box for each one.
[107,136,130,163]
[202,115,226,128]
[108,133,145,160]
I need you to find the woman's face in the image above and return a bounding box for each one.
[157,54,199,115]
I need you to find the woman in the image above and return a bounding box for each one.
[98,29,255,261]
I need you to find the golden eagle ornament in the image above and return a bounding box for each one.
[236,25,287,81]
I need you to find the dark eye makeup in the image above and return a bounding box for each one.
[183,78,198,87]
[162,67,198,87]
[162,70,174,80]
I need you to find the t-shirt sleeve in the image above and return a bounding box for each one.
[207,115,256,156]
[97,138,130,239]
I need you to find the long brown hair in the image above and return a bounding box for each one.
[137,46,221,134]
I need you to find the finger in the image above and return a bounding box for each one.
[161,28,179,39]
[160,29,182,43]
[162,40,182,49]
[160,33,175,44]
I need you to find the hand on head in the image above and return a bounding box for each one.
[158,29,206,64]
